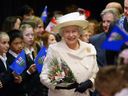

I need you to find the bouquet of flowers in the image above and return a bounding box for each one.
[48,57,76,87]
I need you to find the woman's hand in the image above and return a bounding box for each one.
[55,82,79,90]
[75,79,93,93]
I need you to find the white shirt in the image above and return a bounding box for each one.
[24,47,34,60]
[9,49,18,58]
[0,53,7,70]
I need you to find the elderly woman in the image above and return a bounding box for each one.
[40,12,99,96]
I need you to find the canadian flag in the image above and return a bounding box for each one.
[45,17,57,32]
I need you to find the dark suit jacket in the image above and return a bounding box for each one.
[0,59,15,96]
[6,52,27,96]
[6,50,48,96]
[89,32,118,67]
[6,52,15,66]
[22,44,48,96]
[89,32,107,67]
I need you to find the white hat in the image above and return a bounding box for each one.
[53,12,88,32]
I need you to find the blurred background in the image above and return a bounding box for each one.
[0,0,123,29]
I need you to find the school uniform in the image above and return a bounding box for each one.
[24,44,48,96]
[6,50,28,96]
[0,54,15,96]
[7,50,18,65]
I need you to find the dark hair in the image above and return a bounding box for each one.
[41,32,50,48]
[41,31,56,48]
[18,5,34,17]
[55,33,61,42]
[8,29,23,45]
[2,16,22,32]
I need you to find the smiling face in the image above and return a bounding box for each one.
[0,33,9,55]
[61,25,80,49]
[102,12,115,33]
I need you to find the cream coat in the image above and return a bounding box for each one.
[40,40,99,96]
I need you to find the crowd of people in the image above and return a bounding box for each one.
[0,1,128,96]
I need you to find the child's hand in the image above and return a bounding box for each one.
[12,71,22,83]
[28,64,36,74]
[14,75,22,83]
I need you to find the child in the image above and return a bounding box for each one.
[0,31,21,96]
[2,16,21,32]
[7,29,24,64]
[7,29,29,96]
[20,24,48,96]
[80,26,94,43]
[41,31,57,49]
[22,16,44,47]
[7,29,42,96]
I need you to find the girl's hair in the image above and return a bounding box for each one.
[0,31,8,38]
[41,31,56,48]
[20,24,33,32]
[7,29,23,45]
[18,5,34,17]
[2,16,22,32]
[41,32,51,48]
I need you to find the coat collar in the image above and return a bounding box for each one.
[9,49,18,58]
[60,40,96,59]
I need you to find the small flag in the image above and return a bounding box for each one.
[34,46,47,73]
[102,25,128,51]
[41,5,48,23]
[10,50,26,75]
[45,17,57,32]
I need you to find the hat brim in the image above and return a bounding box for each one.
[53,20,88,32]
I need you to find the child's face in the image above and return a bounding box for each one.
[35,24,44,37]
[23,27,34,46]
[48,34,57,45]
[80,32,92,43]
[0,34,9,55]
[10,38,24,54]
